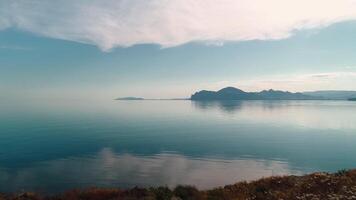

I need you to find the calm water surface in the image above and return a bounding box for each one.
[0,100,356,192]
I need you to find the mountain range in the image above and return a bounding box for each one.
[191,87,356,101]
[116,88,356,101]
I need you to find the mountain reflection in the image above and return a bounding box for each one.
[191,100,318,113]
[192,100,243,113]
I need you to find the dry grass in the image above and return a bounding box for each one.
[2,169,356,200]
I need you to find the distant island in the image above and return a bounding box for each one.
[349,98,356,101]
[191,87,321,100]
[116,97,191,101]
[116,97,144,100]
[303,90,356,100]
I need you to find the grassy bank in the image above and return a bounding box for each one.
[1,169,356,200]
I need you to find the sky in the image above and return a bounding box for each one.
[1,0,356,99]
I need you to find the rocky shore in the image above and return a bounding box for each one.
[1,169,356,200]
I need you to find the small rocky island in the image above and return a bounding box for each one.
[116,97,144,100]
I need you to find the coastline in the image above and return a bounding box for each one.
[2,169,355,200]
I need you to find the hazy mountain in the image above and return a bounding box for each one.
[258,89,318,100]
[116,97,144,100]
[302,91,356,100]
[191,87,320,100]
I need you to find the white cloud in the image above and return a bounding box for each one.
[1,0,356,51]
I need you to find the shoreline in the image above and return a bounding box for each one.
[1,169,355,200]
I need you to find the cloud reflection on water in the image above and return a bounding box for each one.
[0,148,300,193]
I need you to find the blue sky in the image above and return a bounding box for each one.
[1,1,356,99]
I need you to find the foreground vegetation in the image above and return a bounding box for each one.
[1,169,356,200]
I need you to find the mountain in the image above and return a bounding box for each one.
[191,87,320,100]
[191,87,257,100]
[302,91,356,100]
[116,97,144,100]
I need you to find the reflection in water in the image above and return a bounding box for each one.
[1,100,356,193]
[192,100,305,113]
[0,148,300,193]
[192,100,243,113]
[192,100,356,130]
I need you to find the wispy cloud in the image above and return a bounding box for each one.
[345,66,356,69]
[0,45,32,51]
[302,72,356,79]
[1,0,356,51]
